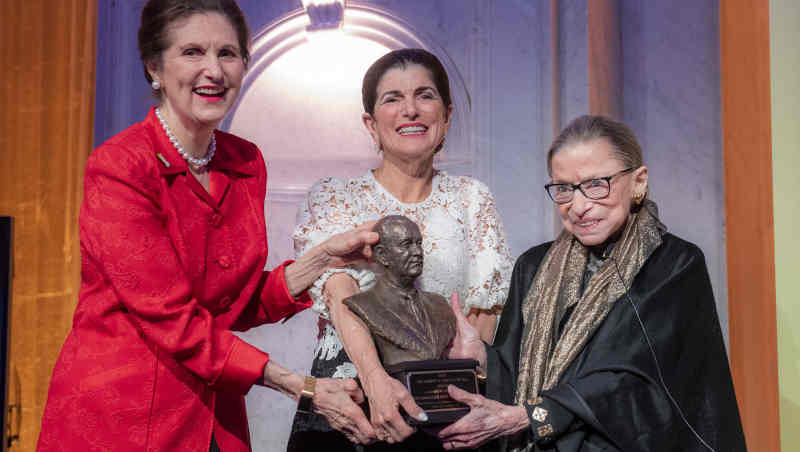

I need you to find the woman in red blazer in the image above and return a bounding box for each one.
[37,1,378,450]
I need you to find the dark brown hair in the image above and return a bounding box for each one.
[547,115,644,176]
[361,48,452,116]
[138,0,250,86]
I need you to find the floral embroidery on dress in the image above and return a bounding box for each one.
[293,170,513,316]
[289,170,513,442]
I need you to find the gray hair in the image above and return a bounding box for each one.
[547,115,643,176]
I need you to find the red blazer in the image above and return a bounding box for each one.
[38,108,311,451]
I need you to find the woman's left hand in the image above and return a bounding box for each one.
[446,293,487,370]
[438,385,530,450]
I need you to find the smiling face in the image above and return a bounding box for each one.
[147,12,245,134]
[362,64,452,163]
[550,138,648,246]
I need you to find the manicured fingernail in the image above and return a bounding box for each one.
[417,412,428,422]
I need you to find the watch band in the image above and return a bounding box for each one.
[297,376,316,414]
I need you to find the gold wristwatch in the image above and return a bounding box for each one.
[297,376,316,414]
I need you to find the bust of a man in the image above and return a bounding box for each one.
[343,215,456,367]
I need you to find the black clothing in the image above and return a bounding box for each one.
[485,234,746,451]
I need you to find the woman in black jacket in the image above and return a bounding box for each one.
[440,115,746,452]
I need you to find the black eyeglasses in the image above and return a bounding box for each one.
[544,167,636,204]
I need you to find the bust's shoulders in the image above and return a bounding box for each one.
[342,289,390,318]
[422,290,456,326]
[420,290,451,311]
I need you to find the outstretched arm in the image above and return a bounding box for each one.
[284,222,378,296]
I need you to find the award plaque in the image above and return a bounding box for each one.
[343,216,481,429]
[385,358,479,425]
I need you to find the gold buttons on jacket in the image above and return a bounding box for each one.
[536,424,554,438]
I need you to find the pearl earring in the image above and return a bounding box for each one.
[151,80,161,90]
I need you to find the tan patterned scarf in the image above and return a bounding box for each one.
[512,201,665,451]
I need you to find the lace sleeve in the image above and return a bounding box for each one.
[293,177,375,316]
[461,180,513,311]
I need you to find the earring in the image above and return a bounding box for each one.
[632,192,644,205]
[374,141,382,154]
[151,80,161,90]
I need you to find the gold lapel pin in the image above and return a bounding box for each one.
[156,153,171,168]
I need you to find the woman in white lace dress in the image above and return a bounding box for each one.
[287,49,513,451]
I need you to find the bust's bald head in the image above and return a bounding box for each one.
[373,215,424,283]
[373,215,417,238]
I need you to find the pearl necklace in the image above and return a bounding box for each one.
[155,107,216,168]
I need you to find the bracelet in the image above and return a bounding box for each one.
[296,376,316,414]
[309,267,375,318]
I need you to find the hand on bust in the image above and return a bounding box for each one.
[360,367,427,443]
[446,292,487,371]
[311,377,378,444]
[285,221,379,297]
[320,221,379,267]
[438,385,529,450]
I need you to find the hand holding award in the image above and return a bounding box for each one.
[343,216,480,426]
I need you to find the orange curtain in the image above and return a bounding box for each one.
[721,0,781,450]
[0,1,96,449]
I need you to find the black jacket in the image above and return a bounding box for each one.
[485,233,746,452]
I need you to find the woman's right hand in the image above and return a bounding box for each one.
[438,385,529,449]
[312,377,378,444]
[360,367,426,443]
[284,222,379,297]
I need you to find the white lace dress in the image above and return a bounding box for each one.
[294,169,512,375]
[288,170,513,447]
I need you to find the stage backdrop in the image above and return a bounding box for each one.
[95,1,725,450]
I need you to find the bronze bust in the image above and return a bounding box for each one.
[343,215,456,367]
